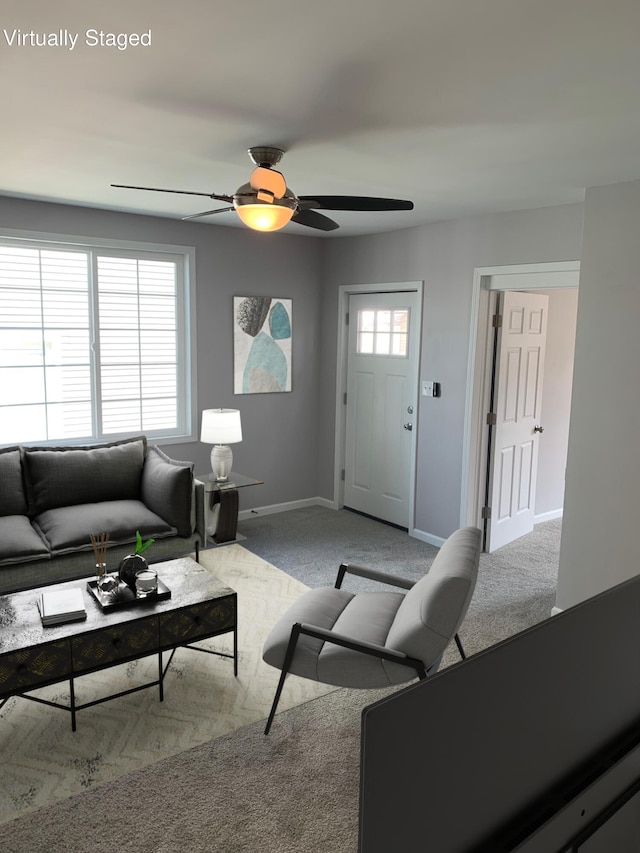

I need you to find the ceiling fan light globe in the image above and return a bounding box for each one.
[235,204,294,231]
[250,166,286,199]
[256,188,276,203]
[233,191,297,232]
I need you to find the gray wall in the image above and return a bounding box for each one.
[5,186,640,611]
[557,179,640,609]
[0,196,584,539]
[320,205,584,540]
[0,196,323,510]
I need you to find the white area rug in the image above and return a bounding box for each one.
[0,545,336,825]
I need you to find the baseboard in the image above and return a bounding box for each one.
[411,516,560,548]
[410,528,446,548]
[238,496,336,521]
[551,605,564,616]
[534,509,563,524]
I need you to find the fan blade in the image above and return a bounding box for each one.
[298,195,413,212]
[181,207,235,221]
[111,184,233,203]
[292,209,340,231]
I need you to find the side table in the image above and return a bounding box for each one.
[197,472,264,545]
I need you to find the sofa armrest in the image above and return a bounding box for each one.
[141,446,194,536]
[193,480,205,543]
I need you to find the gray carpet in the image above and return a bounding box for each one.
[240,507,561,654]
[239,506,443,588]
[0,684,391,853]
[0,511,561,852]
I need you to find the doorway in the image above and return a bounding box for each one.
[335,282,423,531]
[462,262,580,551]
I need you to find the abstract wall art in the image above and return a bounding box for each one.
[233,296,292,394]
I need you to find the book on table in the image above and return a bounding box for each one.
[38,587,87,626]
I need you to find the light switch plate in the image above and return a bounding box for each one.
[422,380,435,397]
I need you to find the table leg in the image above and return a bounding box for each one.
[70,676,77,732]
[211,488,240,543]
[233,622,238,676]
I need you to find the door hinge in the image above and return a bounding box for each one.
[486,412,497,426]
[492,314,503,328]
[345,312,350,325]
[481,506,492,519]
[343,392,347,404]
[341,469,345,481]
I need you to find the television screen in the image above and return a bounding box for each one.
[360,574,640,852]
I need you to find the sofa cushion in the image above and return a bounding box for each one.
[0,446,28,516]
[22,436,147,514]
[0,515,50,565]
[32,499,175,554]
[141,446,194,537]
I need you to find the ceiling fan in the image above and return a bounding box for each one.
[111,146,414,233]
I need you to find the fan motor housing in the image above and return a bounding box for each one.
[247,146,284,169]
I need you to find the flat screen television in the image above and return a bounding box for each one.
[360,573,640,852]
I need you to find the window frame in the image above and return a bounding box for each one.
[0,227,197,447]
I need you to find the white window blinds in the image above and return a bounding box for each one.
[0,241,190,445]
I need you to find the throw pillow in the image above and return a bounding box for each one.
[22,436,147,514]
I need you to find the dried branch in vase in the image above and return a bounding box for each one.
[90,531,110,574]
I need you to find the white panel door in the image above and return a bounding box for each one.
[487,291,549,551]
[344,291,419,528]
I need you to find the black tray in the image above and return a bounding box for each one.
[87,577,171,610]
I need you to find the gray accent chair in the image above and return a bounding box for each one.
[262,526,481,734]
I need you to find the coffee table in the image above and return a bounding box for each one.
[0,557,237,730]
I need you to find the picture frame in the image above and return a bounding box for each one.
[233,296,292,394]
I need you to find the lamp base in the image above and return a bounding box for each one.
[211,445,233,482]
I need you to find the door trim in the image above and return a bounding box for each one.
[334,281,423,534]
[461,261,580,535]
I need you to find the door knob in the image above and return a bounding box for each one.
[534,425,544,433]
[403,423,413,431]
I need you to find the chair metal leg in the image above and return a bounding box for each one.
[264,668,288,736]
[264,623,302,735]
[454,633,466,660]
[335,564,348,589]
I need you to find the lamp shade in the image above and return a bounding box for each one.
[200,408,243,445]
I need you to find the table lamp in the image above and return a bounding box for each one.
[200,408,243,482]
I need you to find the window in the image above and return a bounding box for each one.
[0,235,194,445]
[356,308,409,356]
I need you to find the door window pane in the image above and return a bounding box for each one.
[356,308,409,357]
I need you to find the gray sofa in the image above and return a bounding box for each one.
[0,436,205,595]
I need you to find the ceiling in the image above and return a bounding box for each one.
[3,0,640,237]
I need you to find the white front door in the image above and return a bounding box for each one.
[344,291,419,528]
[487,291,549,551]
